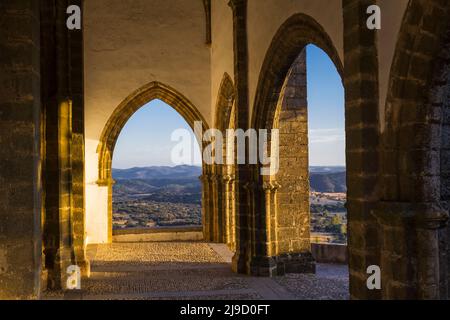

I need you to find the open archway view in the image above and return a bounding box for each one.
[307,45,347,247]
[111,99,203,234]
[80,46,350,300]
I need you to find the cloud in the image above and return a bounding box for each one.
[309,128,345,144]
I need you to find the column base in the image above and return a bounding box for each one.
[250,256,278,277]
[249,253,316,277]
[277,252,316,275]
[77,259,91,278]
[231,250,249,274]
[374,201,449,300]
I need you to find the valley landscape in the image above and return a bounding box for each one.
[112,165,347,243]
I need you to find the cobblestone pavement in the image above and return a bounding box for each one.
[61,242,349,300]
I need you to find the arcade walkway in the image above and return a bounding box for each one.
[49,242,349,300]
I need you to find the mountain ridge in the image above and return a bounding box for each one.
[113,165,346,194]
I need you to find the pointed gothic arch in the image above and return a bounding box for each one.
[249,13,344,276]
[96,81,210,241]
[97,81,209,184]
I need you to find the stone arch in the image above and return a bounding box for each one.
[215,73,235,133]
[252,13,343,131]
[249,13,343,276]
[97,81,209,184]
[208,73,236,248]
[383,0,450,202]
[380,0,450,299]
[96,81,210,241]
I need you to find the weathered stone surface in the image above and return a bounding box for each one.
[0,0,42,299]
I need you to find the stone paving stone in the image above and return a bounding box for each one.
[273,266,349,300]
[45,242,349,300]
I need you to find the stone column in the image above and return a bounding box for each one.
[222,174,236,249]
[210,174,220,242]
[374,202,448,299]
[70,0,88,277]
[272,50,315,276]
[229,0,252,275]
[0,0,42,299]
[249,182,280,276]
[200,171,216,242]
[342,0,381,299]
[97,176,115,244]
[266,181,281,258]
[42,4,74,287]
[41,0,87,288]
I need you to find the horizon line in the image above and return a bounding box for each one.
[112,164,347,170]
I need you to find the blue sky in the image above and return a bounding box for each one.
[112,45,345,168]
[306,45,345,166]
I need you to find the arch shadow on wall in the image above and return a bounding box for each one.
[249,13,344,275]
[96,81,210,241]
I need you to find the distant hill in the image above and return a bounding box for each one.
[309,166,346,174]
[310,171,346,193]
[112,166,202,205]
[112,165,347,196]
[113,165,202,180]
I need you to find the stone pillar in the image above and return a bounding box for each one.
[222,174,236,249]
[0,0,42,299]
[374,202,448,299]
[250,180,315,276]
[69,0,88,276]
[97,176,115,244]
[200,174,209,240]
[210,174,220,242]
[249,182,280,276]
[229,0,252,275]
[41,0,87,288]
[342,0,381,299]
[266,182,280,258]
[200,170,217,242]
[268,50,315,276]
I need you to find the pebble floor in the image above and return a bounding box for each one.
[48,241,349,300]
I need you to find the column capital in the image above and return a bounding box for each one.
[262,181,281,192]
[96,178,115,187]
[199,173,219,183]
[221,174,236,183]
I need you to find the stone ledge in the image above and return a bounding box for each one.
[311,243,348,264]
[112,226,203,242]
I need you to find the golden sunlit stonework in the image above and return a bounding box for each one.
[1,0,450,301]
